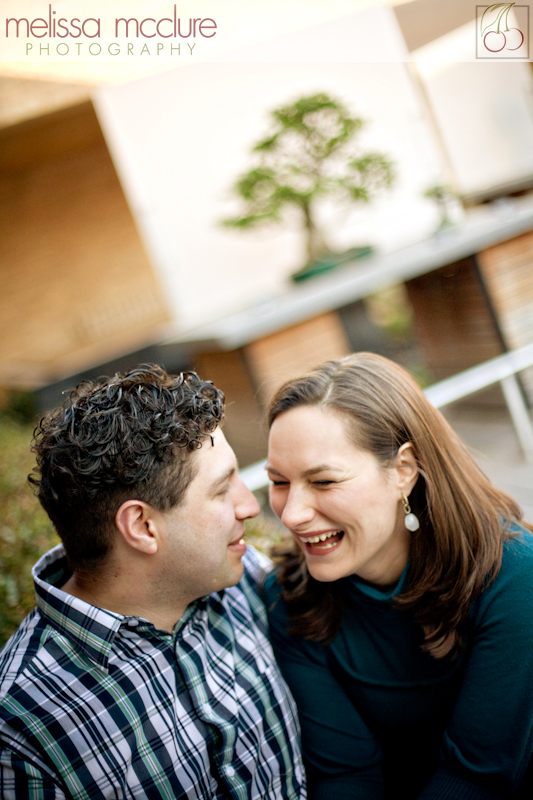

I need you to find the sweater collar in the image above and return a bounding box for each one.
[348,559,410,601]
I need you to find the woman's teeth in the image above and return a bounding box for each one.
[314,540,338,549]
[300,530,342,544]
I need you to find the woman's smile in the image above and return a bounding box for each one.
[293,528,345,554]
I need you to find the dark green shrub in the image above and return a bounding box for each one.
[0,414,58,648]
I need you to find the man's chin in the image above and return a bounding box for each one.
[221,559,245,591]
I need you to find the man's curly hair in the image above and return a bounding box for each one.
[29,365,225,573]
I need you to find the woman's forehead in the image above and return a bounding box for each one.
[270,405,350,436]
[268,406,364,463]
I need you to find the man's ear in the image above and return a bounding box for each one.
[115,500,159,555]
[395,443,419,497]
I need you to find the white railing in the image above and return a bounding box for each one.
[241,342,533,491]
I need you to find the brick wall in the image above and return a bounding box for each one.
[194,313,351,465]
[405,257,504,389]
[0,76,90,130]
[0,101,171,389]
[194,350,267,467]
[477,231,533,401]
[244,312,351,407]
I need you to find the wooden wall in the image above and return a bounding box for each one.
[244,312,351,406]
[477,230,533,401]
[0,101,171,389]
[0,76,90,130]
[194,313,351,466]
[194,350,267,467]
[405,256,504,388]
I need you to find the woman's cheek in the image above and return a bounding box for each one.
[269,488,283,519]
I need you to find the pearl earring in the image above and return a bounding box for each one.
[401,493,420,532]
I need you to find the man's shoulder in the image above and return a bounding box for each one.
[242,544,273,586]
[0,609,47,703]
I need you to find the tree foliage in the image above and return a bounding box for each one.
[222,93,395,263]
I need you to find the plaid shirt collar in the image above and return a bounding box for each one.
[32,545,124,671]
[33,545,227,672]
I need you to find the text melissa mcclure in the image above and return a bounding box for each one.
[5,4,217,39]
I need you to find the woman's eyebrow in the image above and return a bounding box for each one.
[265,466,285,477]
[302,465,343,477]
[266,464,343,478]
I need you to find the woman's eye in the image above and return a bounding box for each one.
[313,481,335,486]
[270,480,288,486]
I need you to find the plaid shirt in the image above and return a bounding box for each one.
[0,544,305,799]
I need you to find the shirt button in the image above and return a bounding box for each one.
[226,766,235,778]
[127,619,139,627]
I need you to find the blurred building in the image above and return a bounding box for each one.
[0,96,172,392]
[2,1,533,465]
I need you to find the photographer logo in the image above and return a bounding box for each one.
[476,3,529,58]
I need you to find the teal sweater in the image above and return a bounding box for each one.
[264,526,533,800]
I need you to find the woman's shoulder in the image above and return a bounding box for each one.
[263,568,282,601]
[263,568,331,667]
[263,569,288,629]
[500,520,533,574]
[475,521,533,616]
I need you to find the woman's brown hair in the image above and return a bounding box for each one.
[268,352,532,659]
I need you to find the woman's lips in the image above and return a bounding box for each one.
[293,529,344,555]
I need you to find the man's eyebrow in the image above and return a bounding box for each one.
[209,465,236,491]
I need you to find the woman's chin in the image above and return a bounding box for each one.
[306,560,350,583]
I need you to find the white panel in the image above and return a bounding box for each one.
[415,23,533,197]
[93,8,448,331]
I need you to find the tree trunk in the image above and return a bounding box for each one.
[302,203,328,264]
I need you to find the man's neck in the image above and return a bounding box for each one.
[61,572,189,633]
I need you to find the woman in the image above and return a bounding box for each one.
[263,353,533,800]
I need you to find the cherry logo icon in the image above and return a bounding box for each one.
[481,3,524,52]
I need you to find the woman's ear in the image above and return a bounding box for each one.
[115,500,159,555]
[395,443,419,497]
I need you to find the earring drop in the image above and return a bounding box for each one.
[401,493,420,532]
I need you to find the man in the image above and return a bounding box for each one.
[0,365,305,799]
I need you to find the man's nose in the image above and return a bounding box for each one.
[236,478,261,519]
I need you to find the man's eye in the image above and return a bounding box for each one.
[270,480,288,486]
[313,481,334,486]
[217,485,230,496]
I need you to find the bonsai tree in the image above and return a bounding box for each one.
[222,92,395,265]
[424,184,460,230]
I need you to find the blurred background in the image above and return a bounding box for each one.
[2,0,533,643]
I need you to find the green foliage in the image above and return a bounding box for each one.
[365,285,414,343]
[423,184,460,229]
[244,513,290,557]
[4,390,38,425]
[423,184,459,204]
[222,92,395,263]
[0,414,58,648]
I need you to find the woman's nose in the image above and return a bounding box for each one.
[280,488,315,530]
